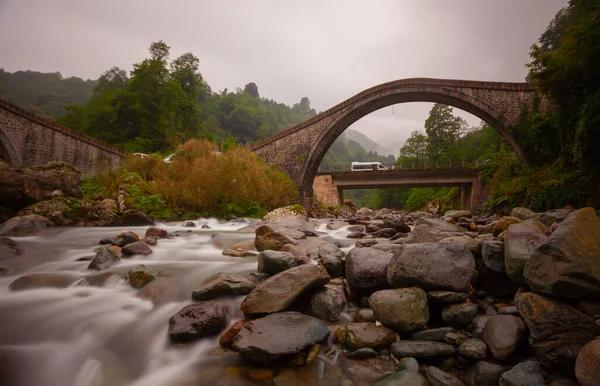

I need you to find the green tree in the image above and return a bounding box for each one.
[243,82,259,98]
[424,104,467,162]
[397,130,428,164]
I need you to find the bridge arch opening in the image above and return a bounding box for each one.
[301,84,522,195]
[0,129,20,167]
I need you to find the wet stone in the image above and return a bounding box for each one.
[428,291,470,304]
[426,366,466,386]
[222,248,257,257]
[445,332,469,346]
[442,301,478,329]
[115,231,139,247]
[499,360,544,386]
[498,306,519,315]
[464,360,511,386]
[396,357,419,372]
[411,326,456,342]
[342,322,397,350]
[168,301,229,344]
[347,347,378,359]
[375,370,428,386]
[458,338,487,360]
[121,241,152,257]
[391,341,456,359]
[88,248,120,270]
[192,273,256,301]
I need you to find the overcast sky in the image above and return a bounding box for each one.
[0,0,566,154]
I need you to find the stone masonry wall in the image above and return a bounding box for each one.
[0,99,126,176]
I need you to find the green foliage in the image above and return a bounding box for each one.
[81,178,108,198]
[93,139,297,219]
[0,69,96,116]
[405,187,454,211]
[526,0,600,178]
[425,104,467,162]
[5,41,317,154]
[397,130,428,164]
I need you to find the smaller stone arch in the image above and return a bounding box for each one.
[0,129,20,166]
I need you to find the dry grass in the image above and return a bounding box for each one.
[95,139,298,217]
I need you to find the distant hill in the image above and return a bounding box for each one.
[345,129,398,157]
[0,69,96,117]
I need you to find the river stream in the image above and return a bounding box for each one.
[0,219,357,386]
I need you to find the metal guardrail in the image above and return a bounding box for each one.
[317,160,487,173]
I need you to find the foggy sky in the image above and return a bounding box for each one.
[0,0,567,154]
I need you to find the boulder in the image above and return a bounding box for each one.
[345,247,393,293]
[316,244,344,277]
[304,285,346,321]
[524,207,600,299]
[445,210,473,222]
[369,288,429,332]
[347,357,396,385]
[411,326,456,342]
[482,315,526,361]
[376,370,428,386]
[127,265,161,288]
[396,357,420,372]
[356,207,376,218]
[144,226,169,239]
[440,235,481,258]
[458,338,488,360]
[540,208,575,227]
[88,248,120,270]
[426,366,466,386]
[16,197,120,226]
[493,217,522,237]
[257,250,299,275]
[240,264,330,315]
[499,360,544,386]
[222,248,257,258]
[262,205,305,223]
[427,291,470,304]
[464,360,511,386]
[381,218,412,233]
[192,273,256,301]
[280,244,310,264]
[347,347,378,359]
[403,219,466,244]
[254,224,307,251]
[0,214,53,236]
[9,272,78,291]
[232,311,329,364]
[0,236,21,256]
[575,339,600,386]
[0,161,82,212]
[115,231,139,247]
[387,242,475,292]
[510,207,536,221]
[515,292,597,372]
[120,210,154,226]
[339,322,397,350]
[504,223,547,285]
[445,332,469,346]
[372,228,398,238]
[294,237,332,258]
[391,341,456,359]
[481,240,505,273]
[442,302,478,329]
[121,241,152,257]
[168,301,228,343]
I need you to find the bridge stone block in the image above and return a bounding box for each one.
[0,99,126,175]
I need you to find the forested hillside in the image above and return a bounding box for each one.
[0,69,96,116]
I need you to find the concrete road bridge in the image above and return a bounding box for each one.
[313,163,482,209]
[252,78,538,202]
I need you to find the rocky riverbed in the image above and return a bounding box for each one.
[1,205,599,386]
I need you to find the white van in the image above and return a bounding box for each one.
[351,162,388,171]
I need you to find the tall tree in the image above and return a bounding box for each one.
[424,104,467,162]
[397,130,428,164]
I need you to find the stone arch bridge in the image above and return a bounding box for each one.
[0,98,126,175]
[252,78,537,201]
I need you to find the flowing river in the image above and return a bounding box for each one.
[0,218,358,386]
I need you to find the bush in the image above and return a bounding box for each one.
[93,139,297,219]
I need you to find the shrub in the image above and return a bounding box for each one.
[94,139,297,219]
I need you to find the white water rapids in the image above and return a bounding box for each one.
[0,218,356,386]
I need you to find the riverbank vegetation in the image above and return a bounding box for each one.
[85,139,297,219]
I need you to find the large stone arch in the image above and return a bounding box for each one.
[0,128,20,166]
[252,78,538,196]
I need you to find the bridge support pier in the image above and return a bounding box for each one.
[460,186,470,210]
